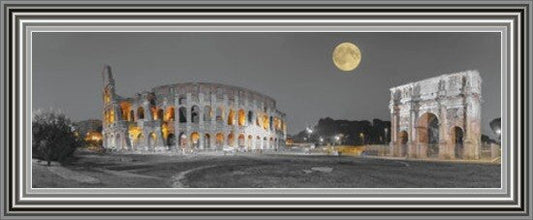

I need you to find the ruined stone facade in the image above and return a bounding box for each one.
[101,66,287,153]
[389,70,482,160]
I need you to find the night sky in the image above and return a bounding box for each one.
[32,32,501,137]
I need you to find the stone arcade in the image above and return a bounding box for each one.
[101,66,287,152]
[389,70,482,160]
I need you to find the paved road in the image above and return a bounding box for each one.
[33,152,501,188]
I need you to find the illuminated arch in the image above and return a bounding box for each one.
[238,134,245,147]
[164,106,175,121]
[215,133,224,148]
[227,133,235,147]
[120,102,132,121]
[190,132,200,148]
[238,109,246,126]
[227,109,235,125]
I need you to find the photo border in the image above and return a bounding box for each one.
[1,1,530,219]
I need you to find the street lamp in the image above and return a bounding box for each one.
[359,132,365,145]
[306,127,313,143]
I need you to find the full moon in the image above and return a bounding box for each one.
[332,42,362,71]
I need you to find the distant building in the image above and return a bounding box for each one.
[73,119,102,143]
[101,65,287,152]
[389,70,482,160]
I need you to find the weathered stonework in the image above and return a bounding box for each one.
[101,66,287,153]
[389,70,482,160]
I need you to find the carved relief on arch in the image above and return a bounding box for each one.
[392,90,401,101]
[412,84,421,97]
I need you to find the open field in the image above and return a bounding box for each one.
[32,151,501,188]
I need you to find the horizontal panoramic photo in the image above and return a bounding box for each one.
[31,32,502,188]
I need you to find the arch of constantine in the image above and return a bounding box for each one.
[389,70,482,160]
[101,65,287,153]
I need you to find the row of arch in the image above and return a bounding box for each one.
[396,112,465,159]
[127,131,282,151]
[119,104,285,132]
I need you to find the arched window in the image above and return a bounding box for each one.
[227,109,235,125]
[216,133,224,148]
[203,106,212,121]
[178,132,187,148]
[238,109,246,126]
[190,132,200,148]
[238,134,245,147]
[247,111,253,123]
[167,133,176,147]
[216,106,224,122]
[262,115,269,130]
[179,107,187,123]
[120,102,131,121]
[227,133,235,147]
[191,105,200,123]
[204,133,211,149]
[148,132,157,148]
[109,111,115,123]
[137,107,145,119]
[164,106,175,121]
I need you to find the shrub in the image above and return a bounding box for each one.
[32,111,84,165]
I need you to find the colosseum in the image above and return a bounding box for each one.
[101,65,287,153]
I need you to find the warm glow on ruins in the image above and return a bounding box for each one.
[238,109,246,126]
[100,66,286,152]
[85,131,103,142]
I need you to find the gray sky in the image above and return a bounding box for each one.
[32,32,501,137]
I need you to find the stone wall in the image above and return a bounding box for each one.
[101,66,287,153]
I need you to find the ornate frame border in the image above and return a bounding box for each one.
[1,1,530,219]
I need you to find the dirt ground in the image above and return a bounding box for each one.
[32,151,501,188]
